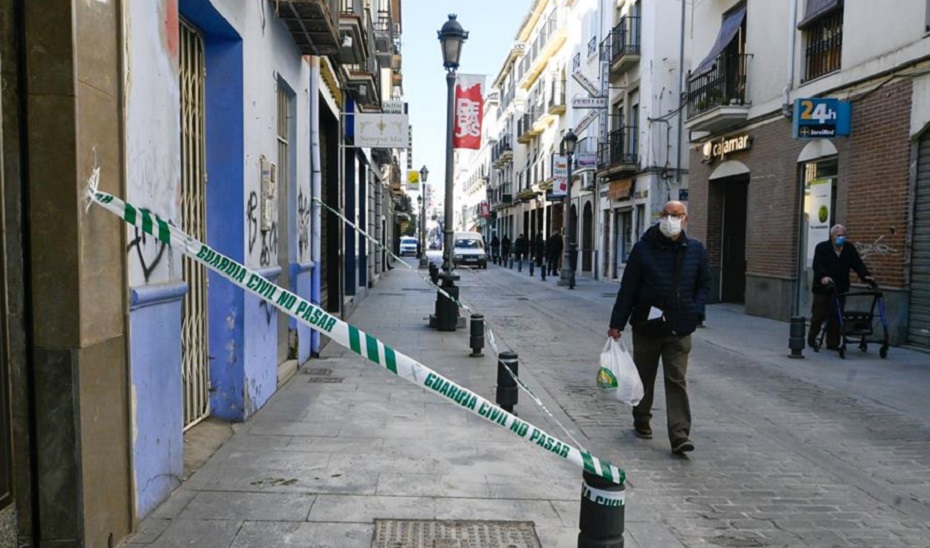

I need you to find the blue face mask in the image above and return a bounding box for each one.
[835,236,846,246]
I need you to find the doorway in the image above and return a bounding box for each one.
[582,202,593,272]
[720,177,748,303]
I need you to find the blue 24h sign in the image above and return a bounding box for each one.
[792,98,851,139]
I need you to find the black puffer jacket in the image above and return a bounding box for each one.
[609,225,711,337]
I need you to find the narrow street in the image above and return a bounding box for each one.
[455,259,930,547]
[125,256,930,547]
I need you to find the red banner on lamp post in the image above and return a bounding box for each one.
[453,74,484,150]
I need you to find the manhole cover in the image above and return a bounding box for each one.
[373,520,540,548]
[403,288,434,292]
[602,292,617,298]
[303,368,332,376]
[308,377,344,383]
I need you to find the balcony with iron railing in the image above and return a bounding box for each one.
[518,8,567,89]
[597,126,639,174]
[517,112,537,144]
[573,136,599,172]
[339,0,367,65]
[547,77,566,116]
[491,135,513,166]
[274,0,341,56]
[609,15,641,75]
[685,52,751,132]
[344,8,381,109]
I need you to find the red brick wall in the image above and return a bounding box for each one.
[844,78,911,289]
[688,78,912,293]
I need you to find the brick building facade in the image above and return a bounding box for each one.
[688,78,915,343]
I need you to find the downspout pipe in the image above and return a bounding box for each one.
[310,57,322,355]
[783,0,798,117]
[675,0,686,191]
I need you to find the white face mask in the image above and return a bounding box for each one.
[659,215,683,238]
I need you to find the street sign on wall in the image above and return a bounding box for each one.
[571,70,599,97]
[572,96,606,109]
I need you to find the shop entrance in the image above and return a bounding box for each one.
[719,175,749,303]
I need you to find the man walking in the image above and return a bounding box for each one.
[607,201,710,455]
[808,224,874,350]
[546,230,562,277]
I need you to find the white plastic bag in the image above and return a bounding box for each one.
[597,338,644,406]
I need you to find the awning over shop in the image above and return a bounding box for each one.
[797,0,840,29]
[691,5,747,79]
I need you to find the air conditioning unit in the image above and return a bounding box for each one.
[580,172,595,190]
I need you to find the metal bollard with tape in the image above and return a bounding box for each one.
[428,263,439,285]
[496,351,518,413]
[789,316,806,359]
[469,314,484,357]
[578,470,625,547]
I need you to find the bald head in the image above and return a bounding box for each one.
[663,201,687,216]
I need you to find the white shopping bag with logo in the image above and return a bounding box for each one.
[596,338,644,406]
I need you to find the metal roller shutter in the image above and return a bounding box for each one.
[908,132,930,347]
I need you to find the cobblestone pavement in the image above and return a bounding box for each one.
[458,262,930,548]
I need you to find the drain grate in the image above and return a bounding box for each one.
[372,519,541,548]
[308,377,344,383]
[303,368,333,376]
[402,288,434,292]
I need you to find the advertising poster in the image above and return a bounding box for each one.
[552,154,568,198]
[805,178,832,267]
[453,74,485,149]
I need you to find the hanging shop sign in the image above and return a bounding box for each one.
[701,134,752,164]
[792,98,851,139]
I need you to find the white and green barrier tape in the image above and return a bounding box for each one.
[86,175,624,486]
[313,197,471,312]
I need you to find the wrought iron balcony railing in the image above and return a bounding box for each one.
[597,127,638,171]
[686,52,750,119]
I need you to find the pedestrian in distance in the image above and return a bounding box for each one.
[534,231,547,280]
[501,235,511,268]
[514,233,528,272]
[490,234,500,265]
[808,224,874,351]
[529,233,537,277]
[546,230,563,277]
[607,200,711,455]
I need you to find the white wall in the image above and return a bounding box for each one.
[211,0,312,269]
[125,0,182,286]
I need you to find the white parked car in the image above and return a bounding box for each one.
[452,232,487,269]
[399,236,418,256]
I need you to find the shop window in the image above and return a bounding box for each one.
[800,1,843,81]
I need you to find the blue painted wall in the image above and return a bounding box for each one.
[292,264,313,363]
[359,164,368,289]
[344,148,357,296]
[244,266,280,417]
[129,283,186,517]
[180,0,247,421]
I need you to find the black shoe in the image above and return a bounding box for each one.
[672,439,694,454]
[633,425,652,439]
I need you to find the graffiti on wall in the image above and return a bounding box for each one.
[297,189,311,262]
[127,210,168,283]
[248,190,278,267]
[855,235,899,261]
[247,191,259,254]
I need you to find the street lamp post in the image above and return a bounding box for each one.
[433,14,468,331]
[558,130,578,289]
[418,165,429,269]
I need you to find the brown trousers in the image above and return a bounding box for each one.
[631,331,692,444]
[809,293,844,349]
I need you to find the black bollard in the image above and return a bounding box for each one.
[578,471,625,547]
[789,316,806,359]
[540,260,547,281]
[495,351,518,413]
[428,263,439,285]
[469,314,485,357]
